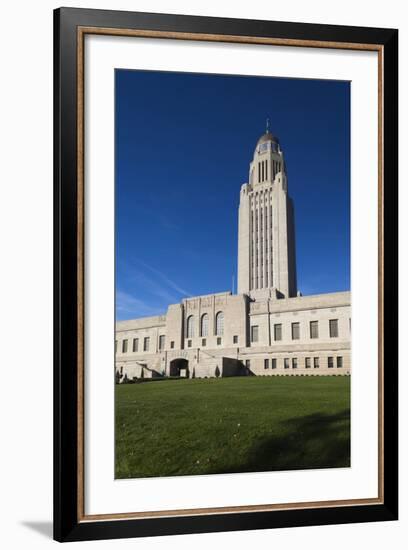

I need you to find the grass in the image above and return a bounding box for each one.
[115,376,350,479]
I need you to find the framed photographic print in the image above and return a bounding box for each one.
[54,7,398,542]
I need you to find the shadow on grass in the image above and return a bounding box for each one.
[218,409,350,474]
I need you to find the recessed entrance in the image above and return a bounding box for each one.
[169,358,189,378]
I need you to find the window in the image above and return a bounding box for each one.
[200,313,209,337]
[215,311,224,336]
[305,357,311,369]
[143,337,149,352]
[122,339,128,353]
[251,325,259,342]
[245,360,251,369]
[187,340,192,348]
[291,322,300,340]
[264,358,269,369]
[274,323,282,341]
[328,356,334,368]
[202,338,206,347]
[158,335,165,350]
[170,341,175,349]
[337,356,343,368]
[284,358,290,369]
[115,340,118,353]
[132,338,139,352]
[233,335,238,344]
[314,357,320,368]
[329,319,339,338]
[217,337,222,345]
[310,320,319,339]
[292,357,298,369]
[272,358,277,369]
[186,315,194,338]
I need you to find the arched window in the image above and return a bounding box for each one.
[215,311,224,336]
[186,315,194,338]
[200,313,209,337]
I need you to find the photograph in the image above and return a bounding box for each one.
[50,5,398,542]
[0,3,401,548]
[114,69,351,479]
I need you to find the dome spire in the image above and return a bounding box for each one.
[266,117,270,134]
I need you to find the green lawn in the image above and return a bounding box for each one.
[115,376,350,479]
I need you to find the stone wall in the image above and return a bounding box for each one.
[115,290,351,381]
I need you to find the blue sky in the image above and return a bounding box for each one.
[115,70,350,321]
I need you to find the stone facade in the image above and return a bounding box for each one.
[238,131,297,298]
[116,129,351,381]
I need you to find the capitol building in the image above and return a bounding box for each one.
[115,128,351,381]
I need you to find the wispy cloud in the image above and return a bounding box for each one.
[137,260,191,297]
[125,266,179,305]
[116,260,192,320]
[156,213,179,231]
[116,290,163,318]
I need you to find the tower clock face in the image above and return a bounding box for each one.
[259,143,269,152]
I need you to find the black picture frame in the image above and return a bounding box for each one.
[54,7,398,542]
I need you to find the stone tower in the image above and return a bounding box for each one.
[237,124,297,298]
